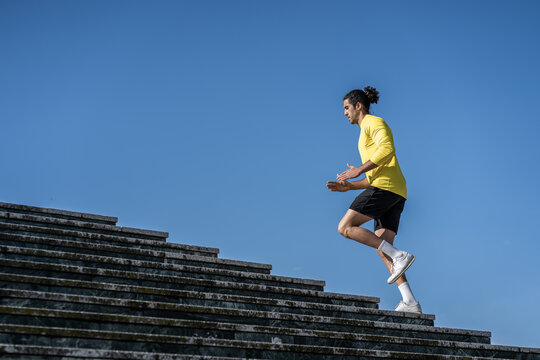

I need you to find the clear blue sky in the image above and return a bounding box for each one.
[1,0,539,348]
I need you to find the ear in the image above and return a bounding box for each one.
[355,102,363,111]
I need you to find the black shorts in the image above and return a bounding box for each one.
[349,186,406,234]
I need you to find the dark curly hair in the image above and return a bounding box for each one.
[343,86,380,114]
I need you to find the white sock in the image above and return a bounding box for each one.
[377,240,404,260]
[398,282,418,305]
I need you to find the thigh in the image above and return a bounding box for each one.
[339,209,373,228]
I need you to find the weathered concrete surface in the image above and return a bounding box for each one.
[1,202,539,359]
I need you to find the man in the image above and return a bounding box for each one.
[326,87,421,313]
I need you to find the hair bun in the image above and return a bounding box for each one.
[363,86,379,104]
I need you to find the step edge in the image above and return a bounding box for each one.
[1,233,266,270]
[0,212,168,239]
[0,325,505,359]
[0,288,437,325]
[0,222,219,254]
[0,273,383,314]
[0,343,259,360]
[0,202,118,224]
[0,304,491,340]
[0,259,388,304]
[1,245,324,287]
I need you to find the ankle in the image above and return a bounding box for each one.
[378,240,403,260]
[398,281,418,305]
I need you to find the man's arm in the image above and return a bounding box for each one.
[355,160,378,177]
[349,177,370,190]
[336,161,379,181]
[369,119,395,166]
[326,177,369,192]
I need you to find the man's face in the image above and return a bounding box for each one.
[344,99,362,125]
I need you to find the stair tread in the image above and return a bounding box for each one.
[0,202,118,225]
[1,305,490,342]
[0,288,437,325]
[0,273,382,314]
[0,233,270,270]
[0,259,378,304]
[0,245,325,288]
[0,343,263,360]
[0,221,219,255]
[0,211,168,239]
[0,325,516,359]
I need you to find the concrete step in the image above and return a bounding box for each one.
[0,202,118,226]
[0,233,270,274]
[3,306,532,359]
[1,202,537,359]
[0,273,387,323]
[0,343,263,360]
[1,275,449,334]
[0,325,515,360]
[0,211,168,242]
[0,304,491,345]
[0,289,435,329]
[0,245,325,291]
[0,221,219,258]
[0,258,378,308]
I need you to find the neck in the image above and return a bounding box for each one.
[357,112,368,127]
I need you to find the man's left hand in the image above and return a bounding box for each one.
[337,163,362,181]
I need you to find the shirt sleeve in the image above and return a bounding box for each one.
[366,118,395,166]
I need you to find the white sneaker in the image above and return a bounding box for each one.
[387,252,415,284]
[395,300,422,314]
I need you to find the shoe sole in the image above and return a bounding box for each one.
[396,308,422,314]
[387,255,415,284]
[395,303,423,314]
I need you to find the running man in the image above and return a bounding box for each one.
[326,87,422,313]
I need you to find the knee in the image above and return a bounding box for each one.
[338,223,351,238]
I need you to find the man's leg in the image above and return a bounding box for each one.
[375,228,421,312]
[338,208,415,284]
[374,228,407,285]
[338,209,383,249]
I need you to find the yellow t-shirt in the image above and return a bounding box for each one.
[358,114,407,199]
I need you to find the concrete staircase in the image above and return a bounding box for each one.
[0,201,538,359]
